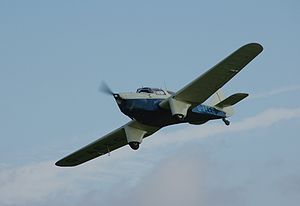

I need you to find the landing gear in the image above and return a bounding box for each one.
[174,114,185,121]
[222,118,230,126]
[129,141,140,150]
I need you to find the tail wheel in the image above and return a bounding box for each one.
[222,118,230,126]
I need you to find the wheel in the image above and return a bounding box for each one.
[225,120,230,126]
[129,141,140,150]
[222,118,230,126]
[174,114,184,121]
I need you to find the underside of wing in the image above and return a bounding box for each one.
[55,127,127,167]
[167,43,263,107]
[55,120,160,167]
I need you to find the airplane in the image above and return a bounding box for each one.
[56,43,263,167]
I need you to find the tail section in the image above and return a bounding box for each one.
[210,89,248,117]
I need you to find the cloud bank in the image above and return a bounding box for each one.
[1,106,300,206]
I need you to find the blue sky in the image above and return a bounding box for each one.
[0,1,300,205]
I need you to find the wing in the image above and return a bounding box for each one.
[55,120,160,167]
[160,43,263,108]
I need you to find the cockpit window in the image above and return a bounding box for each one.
[136,87,166,95]
[136,87,153,93]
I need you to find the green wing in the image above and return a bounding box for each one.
[56,120,160,167]
[161,43,263,108]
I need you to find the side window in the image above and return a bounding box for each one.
[155,90,166,95]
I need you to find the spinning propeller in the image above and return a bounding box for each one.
[99,81,116,96]
[99,81,123,103]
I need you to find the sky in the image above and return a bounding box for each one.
[0,0,300,205]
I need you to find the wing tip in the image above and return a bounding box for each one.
[55,161,62,167]
[55,160,66,167]
[244,42,264,54]
[55,160,78,167]
[236,93,249,97]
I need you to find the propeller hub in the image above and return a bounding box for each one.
[113,94,124,105]
[99,82,124,105]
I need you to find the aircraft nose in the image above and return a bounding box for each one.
[113,94,124,105]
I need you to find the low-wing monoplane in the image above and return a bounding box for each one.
[56,43,263,167]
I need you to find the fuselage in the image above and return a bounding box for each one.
[115,87,226,127]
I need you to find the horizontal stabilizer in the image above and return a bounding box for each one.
[215,93,248,108]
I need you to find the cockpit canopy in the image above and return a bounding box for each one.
[136,87,166,95]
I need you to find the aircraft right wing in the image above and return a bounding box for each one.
[55,120,160,167]
[160,43,263,108]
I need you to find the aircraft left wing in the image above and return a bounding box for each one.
[160,43,263,109]
[55,121,160,167]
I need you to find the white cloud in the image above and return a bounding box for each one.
[112,107,300,206]
[1,106,300,205]
[0,162,63,205]
[147,107,300,147]
[113,153,247,206]
[123,156,204,206]
[250,85,300,100]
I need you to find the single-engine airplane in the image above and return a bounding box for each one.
[56,43,263,167]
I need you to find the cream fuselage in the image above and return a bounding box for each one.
[114,89,226,127]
